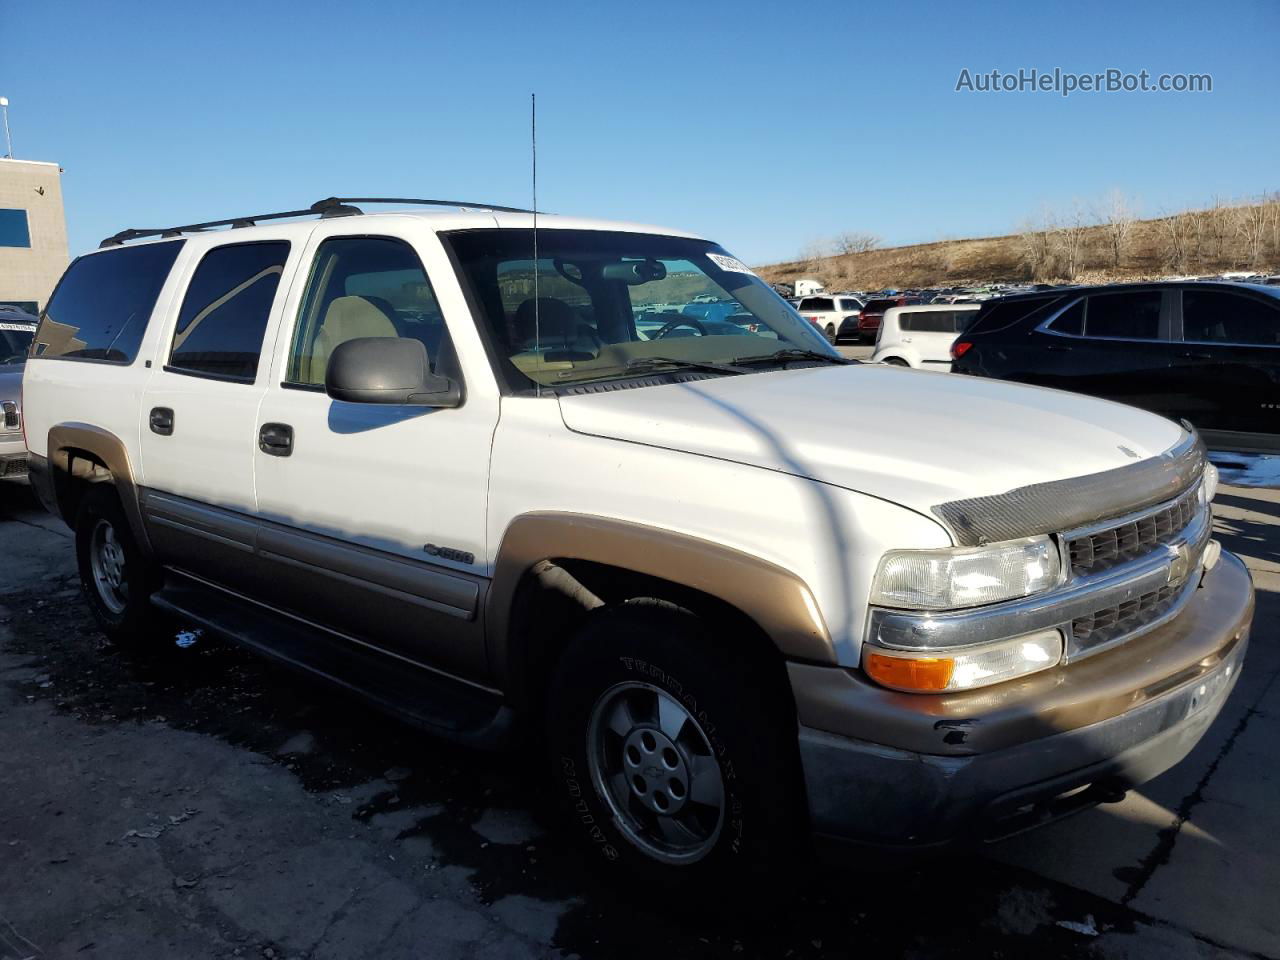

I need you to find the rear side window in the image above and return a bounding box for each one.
[1183,290,1280,346]
[1047,299,1085,335]
[799,297,834,312]
[1085,291,1162,340]
[900,311,961,333]
[839,298,862,311]
[33,241,184,363]
[169,242,290,381]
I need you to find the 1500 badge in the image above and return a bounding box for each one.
[423,543,475,565]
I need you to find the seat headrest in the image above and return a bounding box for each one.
[513,297,578,343]
[320,296,400,339]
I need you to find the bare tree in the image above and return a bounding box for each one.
[1206,196,1235,261]
[1097,190,1135,267]
[799,239,830,272]
[1159,210,1195,273]
[833,232,882,255]
[1052,203,1090,280]
[1017,209,1057,280]
[1237,196,1269,267]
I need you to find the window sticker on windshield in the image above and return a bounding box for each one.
[0,323,36,332]
[706,253,755,276]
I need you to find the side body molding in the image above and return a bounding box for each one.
[46,422,152,553]
[487,512,835,685]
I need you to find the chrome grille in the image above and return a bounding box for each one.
[1,401,18,431]
[1070,582,1182,655]
[1067,487,1200,577]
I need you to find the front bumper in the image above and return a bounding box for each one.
[791,549,1253,848]
[0,434,28,479]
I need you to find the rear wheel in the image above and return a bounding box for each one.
[884,357,909,366]
[824,323,836,343]
[547,601,805,896]
[75,486,161,647]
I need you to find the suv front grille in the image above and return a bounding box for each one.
[1071,582,1181,655]
[1067,487,1200,577]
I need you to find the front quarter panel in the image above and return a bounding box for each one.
[486,396,952,669]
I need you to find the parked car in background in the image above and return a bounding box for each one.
[872,303,980,370]
[952,281,1280,452]
[794,294,865,342]
[846,295,922,343]
[0,305,38,480]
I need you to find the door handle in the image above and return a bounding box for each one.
[1045,344,1073,352]
[1179,351,1213,360]
[258,423,294,457]
[149,407,174,436]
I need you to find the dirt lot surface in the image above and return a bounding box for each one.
[1,479,1276,960]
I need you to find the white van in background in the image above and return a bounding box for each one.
[872,302,980,371]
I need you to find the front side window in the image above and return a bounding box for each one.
[1084,291,1162,340]
[445,229,836,389]
[839,298,862,311]
[169,241,290,381]
[1047,299,1085,336]
[286,236,451,386]
[1183,290,1280,346]
[34,240,185,363]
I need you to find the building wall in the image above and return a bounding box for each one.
[0,158,70,314]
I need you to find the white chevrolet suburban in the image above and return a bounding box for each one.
[23,198,1253,890]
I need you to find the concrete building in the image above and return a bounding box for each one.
[0,158,69,315]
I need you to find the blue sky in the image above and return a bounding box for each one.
[4,0,1276,264]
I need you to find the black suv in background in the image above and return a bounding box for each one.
[952,282,1280,453]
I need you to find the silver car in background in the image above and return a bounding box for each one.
[0,306,37,480]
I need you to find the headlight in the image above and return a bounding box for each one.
[1201,463,1219,504]
[870,536,1063,611]
[863,629,1064,693]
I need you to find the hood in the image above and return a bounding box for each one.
[557,365,1186,525]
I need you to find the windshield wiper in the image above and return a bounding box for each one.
[623,356,750,376]
[731,348,854,366]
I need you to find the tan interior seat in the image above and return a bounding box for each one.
[306,295,399,383]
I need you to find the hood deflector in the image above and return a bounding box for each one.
[933,431,1207,547]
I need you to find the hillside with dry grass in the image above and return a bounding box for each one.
[758,196,1280,291]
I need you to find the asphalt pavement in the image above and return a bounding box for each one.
[0,472,1276,960]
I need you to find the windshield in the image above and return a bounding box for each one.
[0,325,35,365]
[445,229,838,389]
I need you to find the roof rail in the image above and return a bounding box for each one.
[99,196,535,248]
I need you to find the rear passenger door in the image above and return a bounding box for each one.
[137,235,301,592]
[1172,287,1280,438]
[251,224,499,681]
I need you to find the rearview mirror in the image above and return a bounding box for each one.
[325,337,462,407]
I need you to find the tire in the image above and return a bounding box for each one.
[884,357,909,366]
[547,600,806,898]
[824,323,836,343]
[75,485,161,647]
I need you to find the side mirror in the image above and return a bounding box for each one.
[325,337,462,407]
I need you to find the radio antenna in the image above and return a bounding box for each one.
[531,92,541,397]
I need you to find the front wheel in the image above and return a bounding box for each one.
[75,486,162,647]
[547,601,806,894]
[824,323,836,343]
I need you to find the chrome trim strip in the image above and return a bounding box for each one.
[869,508,1212,654]
[933,431,1206,547]
[1061,481,1202,543]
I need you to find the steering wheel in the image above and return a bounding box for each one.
[654,317,707,339]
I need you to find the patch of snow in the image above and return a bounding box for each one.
[1209,452,1280,489]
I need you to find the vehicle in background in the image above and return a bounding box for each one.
[0,306,38,481]
[794,278,824,296]
[795,294,865,342]
[846,295,922,343]
[951,281,1280,453]
[871,303,980,370]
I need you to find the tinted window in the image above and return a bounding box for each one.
[839,298,862,311]
[169,242,290,381]
[800,297,834,312]
[1183,290,1280,346]
[33,241,184,363]
[0,324,36,365]
[1085,291,1162,340]
[287,236,452,386]
[0,209,30,248]
[900,311,962,333]
[864,299,897,312]
[1048,299,1085,335]
[967,296,1059,335]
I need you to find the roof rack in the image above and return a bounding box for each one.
[99,196,536,248]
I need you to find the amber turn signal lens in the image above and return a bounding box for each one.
[864,652,955,692]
